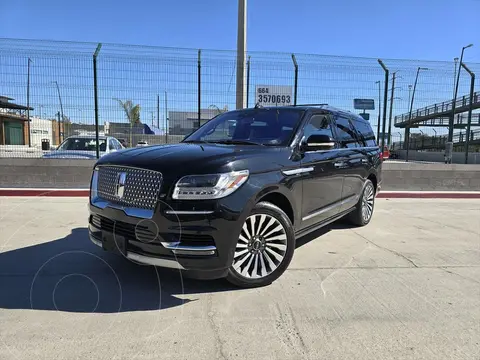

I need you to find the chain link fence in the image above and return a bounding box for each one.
[1,38,479,160]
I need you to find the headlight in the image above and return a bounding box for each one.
[172,170,249,200]
[90,166,99,202]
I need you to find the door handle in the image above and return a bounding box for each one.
[361,158,369,164]
[334,161,346,168]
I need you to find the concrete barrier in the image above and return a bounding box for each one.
[393,149,480,164]
[1,158,480,191]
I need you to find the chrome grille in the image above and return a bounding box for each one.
[97,166,162,210]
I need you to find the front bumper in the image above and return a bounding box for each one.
[88,189,252,276]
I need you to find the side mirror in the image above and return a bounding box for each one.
[303,134,336,151]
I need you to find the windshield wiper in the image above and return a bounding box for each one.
[209,139,264,146]
[182,139,211,144]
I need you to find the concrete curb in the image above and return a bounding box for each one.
[1,189,480,199]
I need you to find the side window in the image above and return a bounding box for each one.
[303,114,334,140]
[351,119,377,147]
[108,139,116,151]
[333,116,359,148]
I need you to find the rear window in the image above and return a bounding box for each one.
[350,118,377,147]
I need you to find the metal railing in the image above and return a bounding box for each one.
[394,91,480,125]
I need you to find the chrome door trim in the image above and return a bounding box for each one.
[301,194,357,222]
[282,167,314,176]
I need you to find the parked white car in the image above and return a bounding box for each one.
[42,135,124,159]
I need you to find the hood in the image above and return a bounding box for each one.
[43,150,104,159]
[96,143,290,175]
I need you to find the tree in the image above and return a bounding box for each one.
[115,99,141,147]
[209,104,228,116]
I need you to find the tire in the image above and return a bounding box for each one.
[346,179,375,227]
[226,201,295,288]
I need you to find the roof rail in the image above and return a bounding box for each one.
[293,103,328,107]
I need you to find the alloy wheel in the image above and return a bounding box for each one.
[232,214,288,279]
[361,183,375,222]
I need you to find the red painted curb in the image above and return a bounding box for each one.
[1,189,480,199]
[0,189,90,197]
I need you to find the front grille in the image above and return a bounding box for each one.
[97,165,162,210]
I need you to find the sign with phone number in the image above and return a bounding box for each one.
[255,85,293,107]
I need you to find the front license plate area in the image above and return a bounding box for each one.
[102,232,127,256]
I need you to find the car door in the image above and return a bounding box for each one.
[331,115,367,212]
[299,113,344,230]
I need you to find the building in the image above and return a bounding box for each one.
[168,109,221,135]
[0,96,33,145]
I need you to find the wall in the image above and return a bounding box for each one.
[1,158,480,191]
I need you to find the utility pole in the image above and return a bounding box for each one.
[235,0,247,109]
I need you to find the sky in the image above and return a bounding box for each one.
[1,0,479,61]
[1,0,479,140]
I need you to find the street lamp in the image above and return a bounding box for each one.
[405,67,428,161]
[448,44,473,147]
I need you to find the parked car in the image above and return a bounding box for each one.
[88,105,382,287]
[43,135,124,159]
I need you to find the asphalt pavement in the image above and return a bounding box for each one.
[0,197,479,360]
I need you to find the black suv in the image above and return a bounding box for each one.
[88,105,382,288]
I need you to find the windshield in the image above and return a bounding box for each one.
[57,137,107,151]
[183,108,305,146]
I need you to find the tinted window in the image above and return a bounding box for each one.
[184,108,305,146]
[333,116,358,148]
[303,115,334,140]
[350,118,376,147]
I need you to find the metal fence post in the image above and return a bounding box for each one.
[291,54,298,106]
[57,111,61,143]
[387,72,396,147]
[197,49,201,130]
[246,56,250,108]
[165,91,168,144]
[157,94,160,129]
[378,59,389,151]
[461,62,475,164]
[93,43,102,159]
[27,58,32,147]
